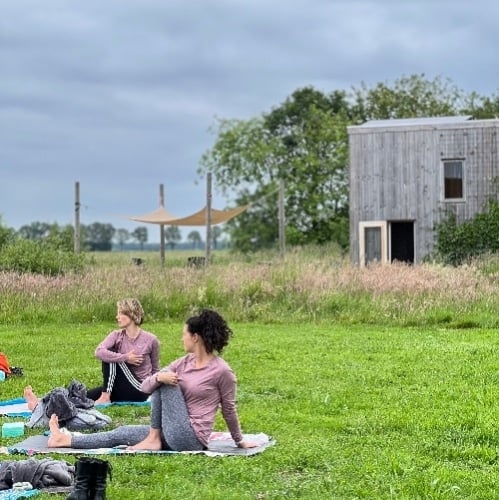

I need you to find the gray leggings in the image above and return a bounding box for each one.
[71,384,204,451]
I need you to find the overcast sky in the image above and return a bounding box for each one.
[2,0,498,242]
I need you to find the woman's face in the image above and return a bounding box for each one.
[116,310,133,328]
[182,324,196,352]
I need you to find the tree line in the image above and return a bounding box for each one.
[0,220,225,252]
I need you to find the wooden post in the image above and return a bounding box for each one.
[74,181,81,254]
[205,173,212,267]
[159,184,165,268]
[278,178,285,260]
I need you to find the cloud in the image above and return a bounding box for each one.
[1,0,498,241]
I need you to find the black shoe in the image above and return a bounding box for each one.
[67,457,94,500]
[93,458,112,500]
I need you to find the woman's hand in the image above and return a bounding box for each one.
[156,371,179,385]
[127,350,144,366]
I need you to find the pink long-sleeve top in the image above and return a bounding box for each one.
[95,329,160,381]
[141,354,243,446]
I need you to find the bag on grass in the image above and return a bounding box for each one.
[0,352,11,375]
[27,380,112,431]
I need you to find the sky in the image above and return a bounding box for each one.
[2,0,498,242]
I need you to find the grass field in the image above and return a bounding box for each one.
[0,249,498,498]
[2,321,499,499]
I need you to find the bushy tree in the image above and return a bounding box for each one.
[115,228,130,251]
[200,87,351,251]
[16,222,74,251]
[0,217,15,250]
[17,221,52,240]
[131,226,148,250]
[83,222,115,251]
[165,225,181,250]
[350,74,464,120]
[187,230,202,249]
[0,238,85,275]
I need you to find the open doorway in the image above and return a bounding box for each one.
[390,221,414,263]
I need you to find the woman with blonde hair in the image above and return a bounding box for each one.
[86,298,160,404]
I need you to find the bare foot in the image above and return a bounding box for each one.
[47,414,72,448]
[127,429,162,451]
[23,386,39,411]
[94,392,112,405]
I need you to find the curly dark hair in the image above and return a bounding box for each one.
[186,309,233,354]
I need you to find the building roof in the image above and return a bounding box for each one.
[357,116,472,128]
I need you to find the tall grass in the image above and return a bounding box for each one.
[0,247,497,328]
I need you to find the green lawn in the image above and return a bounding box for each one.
[1,322,499,499]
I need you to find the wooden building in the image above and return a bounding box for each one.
[347,116,499,265]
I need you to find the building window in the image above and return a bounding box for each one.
[443,160,464,200]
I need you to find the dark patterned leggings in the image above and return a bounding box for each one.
[71,383,204,451]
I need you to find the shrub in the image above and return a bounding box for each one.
[0,221,15,250]
[0,239,86,275]
[435,200,499,265]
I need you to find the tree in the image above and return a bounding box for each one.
[0,217,15,250]
[211,226,223,249]
[187,230,202,249]
[45,223,74,252]
[83,222,115,251]
[131,226,148,250]
[115,229,130,251]
[165,225,181,250]
[17,222,51,240]
[200,87,352,251]
[350,74,464,121]
[16,222,73,251]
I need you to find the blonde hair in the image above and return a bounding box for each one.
[117,298,144,325]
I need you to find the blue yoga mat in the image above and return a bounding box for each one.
[0,398,150,418]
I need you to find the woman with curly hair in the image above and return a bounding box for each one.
[48,309,256,451]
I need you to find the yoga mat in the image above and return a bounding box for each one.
[0,489,40,499]
[4,432,275,457]
[0,398,150,419]
[0,399,30,418]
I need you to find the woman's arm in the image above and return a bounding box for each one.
[219,366,258,448]
[140,359,179,394]
[95,331,129,363]
[219,370,244,444]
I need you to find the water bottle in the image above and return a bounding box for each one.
[0,371,5,382]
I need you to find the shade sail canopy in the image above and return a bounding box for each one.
[128,206,179,224]
[129,204,250,226]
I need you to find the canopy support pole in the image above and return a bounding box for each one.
[205,173,212,267]
[159,184,165,268]
[74,181,81,254]
[278,178,285,260]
